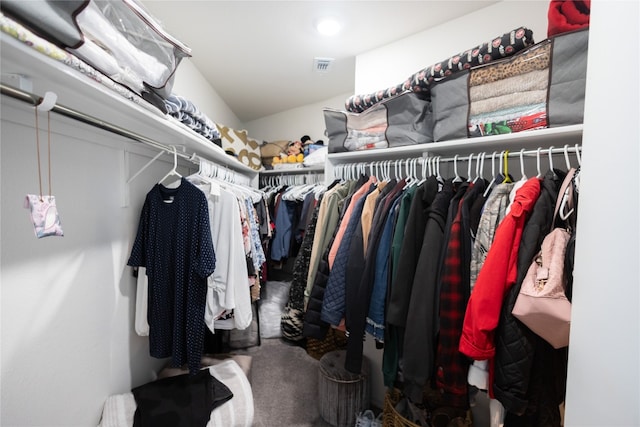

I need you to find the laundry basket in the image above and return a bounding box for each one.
[383,388,420,427]
[318,350,370,427]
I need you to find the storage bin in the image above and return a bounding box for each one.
[1,0,191,110]
[318,350,370,427]
[324,91,433,153]
[431,28,588,141]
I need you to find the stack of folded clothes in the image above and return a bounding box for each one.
[467,41,551,137]
[165,94,222,144]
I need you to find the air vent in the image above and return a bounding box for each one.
[313,57,334,73]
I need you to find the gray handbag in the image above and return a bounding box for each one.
[324,91,433,153]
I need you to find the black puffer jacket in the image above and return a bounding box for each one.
[302,252,331,340]
[493,169,568,427]
[281,199,322,342]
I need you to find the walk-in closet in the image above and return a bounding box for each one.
[1,1,638,427]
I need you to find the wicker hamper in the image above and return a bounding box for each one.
[383,388,421,427]
[383,388,473,427]
[318,350,370,427]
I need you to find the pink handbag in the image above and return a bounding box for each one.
[512,168,577,348]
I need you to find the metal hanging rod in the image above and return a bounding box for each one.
[335,145,581,169]
[333,145,582,181]
[1,82,192,161]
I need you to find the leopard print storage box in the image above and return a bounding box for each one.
[430,28,589,142]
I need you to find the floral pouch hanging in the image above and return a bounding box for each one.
[24,105,64,238]
[24,194,63,238]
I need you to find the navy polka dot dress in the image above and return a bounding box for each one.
[128,178,216,375]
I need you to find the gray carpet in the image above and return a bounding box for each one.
[241,338,334,427]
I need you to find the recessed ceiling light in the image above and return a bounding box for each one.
[316,18,341,36]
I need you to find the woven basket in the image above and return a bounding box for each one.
[383,388,421,427]
[383,388,473,427]
[306,327,347,360]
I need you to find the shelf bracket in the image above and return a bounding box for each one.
[1,73,32,92]
[126,149,166,185]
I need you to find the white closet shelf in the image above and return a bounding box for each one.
[0,32,256,175]
[327,125,583,164]
[259,165,325,175]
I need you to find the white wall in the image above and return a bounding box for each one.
[244,92,350,143]
[355,1,548,94]
[353,0,549,409]
[173,58,345,145]
[0,98,195,426]
[171,58,244,131]
[564,1,639,426]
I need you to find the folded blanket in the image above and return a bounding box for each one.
[165,94,221,142]
[469,42,551,87]
[345,26,535,113]
[470,89,548,117]
[470,69,549,102]
[345,137,388,151]
[469,109,547,138]
[469,103,547,126]
[548,0,590,37]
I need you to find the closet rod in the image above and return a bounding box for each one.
[0,82,191,161]
[429,145,581,163]
[335,145,581,167]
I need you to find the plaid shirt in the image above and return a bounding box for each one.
[435,183,474,409]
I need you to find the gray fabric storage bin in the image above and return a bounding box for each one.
[431,71,470,142]
[548,28,589,127]
[430,28,588,142]
[324,91,433,153]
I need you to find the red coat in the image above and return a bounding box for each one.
[459,177,541,360]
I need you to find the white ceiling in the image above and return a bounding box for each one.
[142,1,497,123]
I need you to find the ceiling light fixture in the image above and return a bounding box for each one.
[316,18,341,36]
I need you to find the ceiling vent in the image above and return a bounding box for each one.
[313,57,334,73]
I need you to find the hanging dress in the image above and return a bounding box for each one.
[128,178,216,375]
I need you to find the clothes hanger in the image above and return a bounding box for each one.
[558,168,576,221]
[519,148,527,181]
[557,145,578,221]
[403,158,415,189]
[536,147,543,179]
[472,153,479,183]
[415,157,427,186]
[501,150,513,183]
[563,144,572,170]
[548,145,558,179]
[452,154,464,183]
[483,151,497,198]
[575,143,582,167]
[474,152,485,184]
[424,157,430,181]
[159,146,182,186]
[466,153,474,182]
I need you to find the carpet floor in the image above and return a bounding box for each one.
[240,338,335,427]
